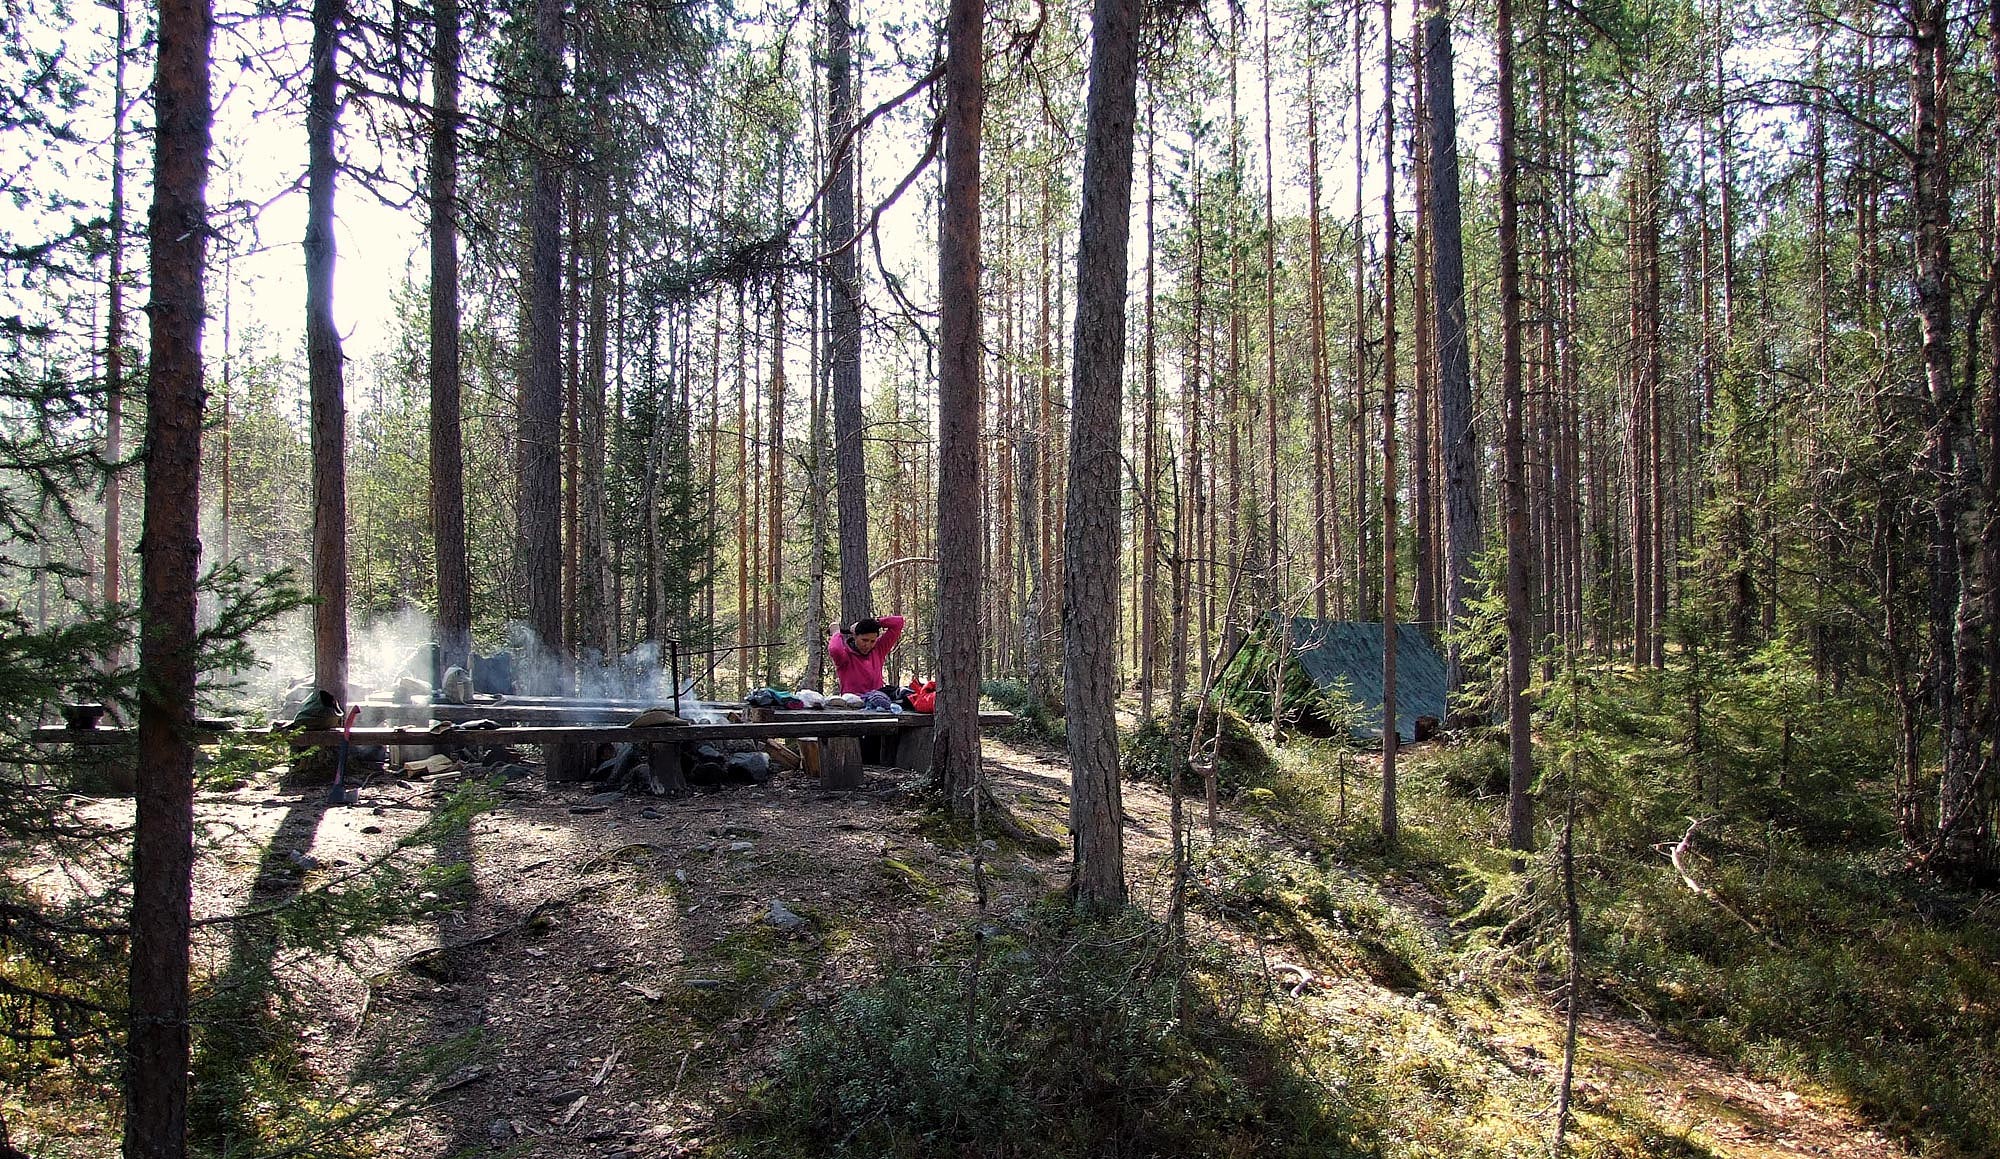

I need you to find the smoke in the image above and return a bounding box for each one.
[504,624,699,704]
[233,606,707,713]
[238,603,442,711]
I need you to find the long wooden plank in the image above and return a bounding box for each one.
[287,720,909,747]
[32,711,1016,749]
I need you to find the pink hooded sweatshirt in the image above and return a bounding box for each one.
[827,615,904,695]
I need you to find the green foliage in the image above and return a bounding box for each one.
[728,908,1358,1158]
[187,783,496,1158]
[1192,840,1442,992]
[1122,702,1274,797]
[980,678,1064,744]
[1490,654,2000,1157]
[1425,733,1513,800]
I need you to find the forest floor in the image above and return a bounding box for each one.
[19,735,1913,1158]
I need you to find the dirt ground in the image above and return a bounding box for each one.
[27,737,1913,1158]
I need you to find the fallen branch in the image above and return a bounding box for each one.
[403,894,571,975]
[1662,818,1782,950]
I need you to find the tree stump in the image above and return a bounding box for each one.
[892,727,934,777]
[544,743,595,783]
[818,736,863,790]
[648,741,688,794]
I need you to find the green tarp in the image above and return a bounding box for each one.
[1221,616,1448,742]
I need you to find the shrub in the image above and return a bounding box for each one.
[728,910,1357,1158]
[981,678,1065,744]
[1123,703,1274,797]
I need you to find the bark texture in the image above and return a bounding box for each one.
[518,0,567,671]
[429,0,470,670]
[1498,0,1534,854]
[934,0,984,813]
[827,0,870,622]
[1426,7,1479,688]
[125,0,211,1151]
[1065,0,1142,911]
[307,0,348,697]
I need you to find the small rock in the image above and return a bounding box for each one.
[765,900,807,931]
[286,851,321,871]
[673,869,688,884]
[488,1118,513,1143]
[497,763,533,781]
[360,824,383,834]
[728,841,754,853]
[571,805,609,815]
[590,791,623,804]
[588,961,616,974]
[640,807,663,820]
[546,1087,587,1104]
[980,839,998,851]
[687,978,725,991]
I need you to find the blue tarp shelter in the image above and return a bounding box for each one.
[1218,615,1448,742]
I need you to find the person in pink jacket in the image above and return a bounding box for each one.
[827,615,905,696]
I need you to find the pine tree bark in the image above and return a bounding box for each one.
[1306,42,1330,623]
[307,0,348,698]
[935,0,983,812]
[1067,0,1142,912]
[519,0,567,672]
[579,160,612,660]
[769,266,787,684]
[102,0,130,627]
[1140,96,1160,720]
[1498,0,1534,854]
[1911,0,1988,869]
[1426,3,1478,687]
[1411,24,1436,630]
[125,0,210,1151]
[1381,0,1401,844]
[827,0,869,621]
[429,0,470,671]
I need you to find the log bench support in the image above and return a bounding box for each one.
[648,740,688,795]
[891,727,934,777]
[819,736,864,790]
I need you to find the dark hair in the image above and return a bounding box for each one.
[852,618,883,636]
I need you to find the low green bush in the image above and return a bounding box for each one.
[981,678,1065,744]
[727,909,1361,1158]
[1122,703,1274,798]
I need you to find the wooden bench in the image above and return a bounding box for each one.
[32,709,1015,794]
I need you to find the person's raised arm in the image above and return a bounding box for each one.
[827,626,852,661]
[878,615,905,651]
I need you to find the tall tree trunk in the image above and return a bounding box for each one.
[1381,0,1402,844]
[935,0,983,812]
[102,0,130,630]
[1023,162,1052,708]
[770,266,787,685]
[1911,0,1988,869]
[1140,95,1160,720]
[429,0,470,671]
[807,290,830,692]
[306,0,348,697]
[125,0,210,1150]
[579,162,612,661]
[1499,0,1534,854]
[1306,41,1331,623]
[1427,2,1478,689]
[1067,0,1141,912]
[1261,0,1280,612]
[828,0,869,621]
[1411,22,1436,630]
[519,0,566,675]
